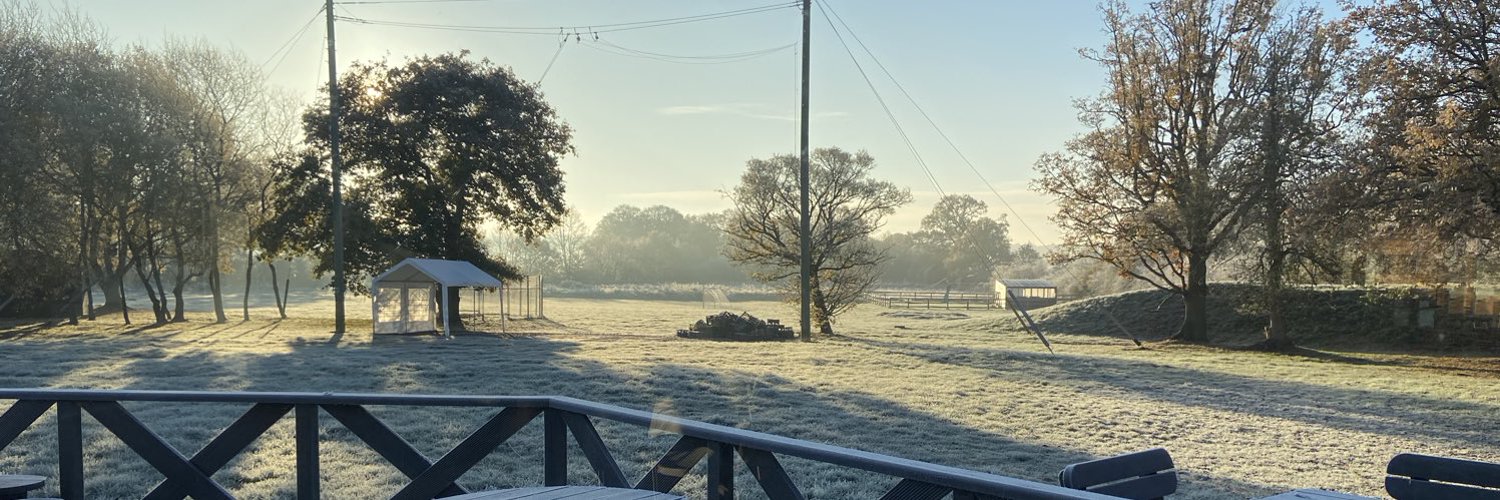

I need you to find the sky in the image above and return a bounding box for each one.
[40,1,1182,245]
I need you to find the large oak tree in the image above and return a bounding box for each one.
[264,52,573,328]
[1034,0,1278,342]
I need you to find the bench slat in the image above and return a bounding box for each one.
[1089,472,1177,500]
[1388,454,1500,490]
[1061,448,1175,490]
[1386,476,1500,500]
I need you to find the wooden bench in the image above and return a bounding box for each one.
[1386,453,1500,499]
[0,475,45,500]
[1059,448,1177,500]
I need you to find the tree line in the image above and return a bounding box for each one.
[1035,0,1500,346]
[0,6,295,323]
[495,194,1023,291]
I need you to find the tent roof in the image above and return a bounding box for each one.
[372,258,504,288]
[998,278,1056,289]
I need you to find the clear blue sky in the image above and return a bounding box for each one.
[40,0,1310,245]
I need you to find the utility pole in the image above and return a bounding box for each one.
[798,0,812,341]
[326,0,347,334]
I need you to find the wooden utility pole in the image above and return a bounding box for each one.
[798,0,812,341]
[326,0,347,334]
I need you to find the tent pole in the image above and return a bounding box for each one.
[370,285,379,334]
[400,285,409,332]
[442,285,451,339]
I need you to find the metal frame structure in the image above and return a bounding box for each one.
[0,389,1114,500]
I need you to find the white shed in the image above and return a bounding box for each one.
[995,278,1059,311]
[371,258,503,338]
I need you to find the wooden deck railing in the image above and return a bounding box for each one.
[0,389,1113,500]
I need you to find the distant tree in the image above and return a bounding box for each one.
[877,232,943,286]
[915,195,1011,289]
[997,243,1048,280]
[266,52,573,329]
[1034,0,1277,342]
[546,212,591,279]
[579,205,743,284]
[724,148,911,336]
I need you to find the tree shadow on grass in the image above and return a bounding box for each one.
[3,325,1283,498]
[841,335,1499,449]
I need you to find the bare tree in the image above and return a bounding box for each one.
[1034,0,1278,342]
[1238,6,1361,348]
[724,148,911,336]
[163,38,269,323]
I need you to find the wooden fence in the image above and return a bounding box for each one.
[870,290,997,310]
[0,389,1115,500]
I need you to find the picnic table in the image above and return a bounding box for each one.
[0,475,44,500]
[444,485,686,499]
[1256,488,1379,500]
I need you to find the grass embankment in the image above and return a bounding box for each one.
[0,294,1496,499]
[966,284,1498,352]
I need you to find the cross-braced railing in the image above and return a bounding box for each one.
[0,389,1113,500]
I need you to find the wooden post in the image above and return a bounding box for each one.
[797,0,812,342]
[327,0,347,335]
[544,410,566,486]
[707,442,734,500]
[58,401,83,500]
[295,404,319,499]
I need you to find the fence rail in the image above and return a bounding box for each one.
[0,389,1112,500]
[870,290,997,310]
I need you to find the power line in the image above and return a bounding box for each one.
[333,2,797,36]
[818,0,1051,249]
[813,0,945,199]
[338,0,503,4]
[581,39,796,65]
[536,38,565,83]
[594,39,795,61]
[817,0,1143,346]
[261,6,325,76]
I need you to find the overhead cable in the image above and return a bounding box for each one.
[333,2,798,36]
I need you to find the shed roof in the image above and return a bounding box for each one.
[371,258,503,288]
[998,278,1056,289]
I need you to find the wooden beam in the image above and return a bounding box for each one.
[0,400,52,451]
[736,446,804,500]
[390,407,540,500]
[144,403,292,500]
[321,404,467,497]
[878,479,951,500]
[560,412,628,487]
[80,401,233,500]
[634,436,710,493]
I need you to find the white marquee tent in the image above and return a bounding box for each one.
[371,258,503,338]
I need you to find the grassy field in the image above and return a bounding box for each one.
[1,293,1498,499]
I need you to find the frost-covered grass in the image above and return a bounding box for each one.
[0,295,1497,499]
